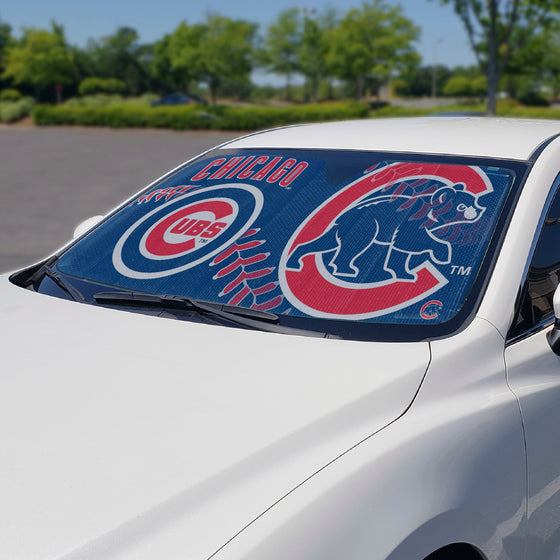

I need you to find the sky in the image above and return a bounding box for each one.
[0,0,477,78]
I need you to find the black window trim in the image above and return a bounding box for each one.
[506,171,560,346]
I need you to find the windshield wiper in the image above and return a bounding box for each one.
[94,290,276,320]
[93,291,325,337]
[40,266,86,302]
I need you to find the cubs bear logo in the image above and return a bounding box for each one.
[420,300,443,320]
[279,162,492,320]
[113,184,263,279]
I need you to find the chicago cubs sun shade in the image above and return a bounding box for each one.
[56,149,516,326]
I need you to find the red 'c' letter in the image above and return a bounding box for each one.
[191,158,226,181]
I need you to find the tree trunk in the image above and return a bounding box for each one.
[327,80,333,100]
[55,83,63,104]
[356,75,365,100]
[209,76,219,105]
[506,74,515,99]
[312,76,319,103]
[487,53,498,115]
[486,0,499,116]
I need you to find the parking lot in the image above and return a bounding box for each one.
[0,126,239,272]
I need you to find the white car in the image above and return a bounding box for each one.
[3,117,560,560]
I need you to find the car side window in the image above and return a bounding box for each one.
[510,187,560,338]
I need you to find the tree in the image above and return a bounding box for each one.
[164,22,206,94]
[298,9,337,102]
[325,0,419,99]
[539,33,560,101]
[442,74,486,96]
[396,64,453,97]
[166,16,256,105]
[198,15,257,104]
[2,23,74,101]
[432,0,560,115]
[84,27,152,95]
[260,8,302,100]
[499,28,560,100]
[0,18,13,90]
[151,31,195,94]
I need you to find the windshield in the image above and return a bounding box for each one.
[43,148,524,341]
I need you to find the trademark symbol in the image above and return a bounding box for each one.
[450,265,472,276]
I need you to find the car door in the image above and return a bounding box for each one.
[505,183,560,560]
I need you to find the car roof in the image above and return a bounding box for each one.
[224,117,560,161]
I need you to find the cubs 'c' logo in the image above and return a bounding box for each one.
[279,162,492,320]
[113,184,263,279]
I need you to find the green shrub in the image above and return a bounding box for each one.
[470,76,488,97]
[78,77,127,96]
[32,101,369,130]
[64,93,159,108]
[496,105,560,119]
[517,91,550,107]
[391,79,409,97]
[496,98,518,110]
[33,104,215,129]
[371,105,432,118]
[442,76,473,97]
[64,94,124,108]
[212,102,369,130]
[0,97,34,123]
[0,88,22,102]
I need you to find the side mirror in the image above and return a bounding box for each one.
[548,285,560,355]
[73,215,104,239]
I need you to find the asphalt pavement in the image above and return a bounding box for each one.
[0,126,239,272]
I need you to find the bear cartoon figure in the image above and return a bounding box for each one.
[286,183,486,282]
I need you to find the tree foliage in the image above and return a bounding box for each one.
[83,27,152,94]
[298,10,337,102]
[325,0,419,98]
[0,18,13,90]
[151,31,192,93]
[163,15,256,104]
[538,32,560,100]
[0,4,421,105]
[0,19,12,65]
[11,2,558,108]
[2,23,74,100]
[396,64,453,97]
[433,0,560,114]
[165,22,205,92]
[260,8,302,100]
[198,15,257,104]
[499,28,560,100]
[442,74,487,96]
[78,77,126,96]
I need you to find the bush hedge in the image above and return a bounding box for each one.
[498,105,560,119]
[65,94,125,108]
[0,88,22,102]
[64,92,160,108]
[517,91,551,107]
[32,101,370,130]
[0,97,35,123]
[78,77,127,96]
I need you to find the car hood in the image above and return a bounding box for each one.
[0,276,430,560]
